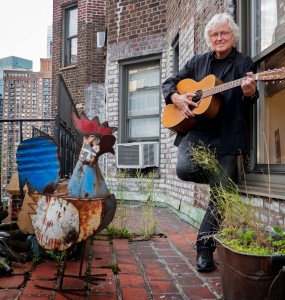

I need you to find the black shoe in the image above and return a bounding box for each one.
[196,247,216,272]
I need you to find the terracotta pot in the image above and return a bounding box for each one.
[216,238,285,300]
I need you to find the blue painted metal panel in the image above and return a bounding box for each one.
[16,136,60,194]
[67,161,109,198]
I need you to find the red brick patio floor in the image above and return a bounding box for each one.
[0,207,223,300]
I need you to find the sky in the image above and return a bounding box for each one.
[0,0,53,72]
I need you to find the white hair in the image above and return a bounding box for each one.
[204,13,240,47]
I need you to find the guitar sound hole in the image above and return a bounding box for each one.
[192,90,203,103]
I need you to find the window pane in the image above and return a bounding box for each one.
[129,118,160,139]
[64,6,77,66]
[70,37,77,64]
[68,8,78,37]
[129,65,160,89]
[257,47,285,164]
[127,64,160,140]
[253,0,285,55]
[128,88,160,117]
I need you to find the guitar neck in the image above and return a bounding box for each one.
[203,75,257,98]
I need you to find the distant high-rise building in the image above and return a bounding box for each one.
[0,56,32,95]
[0,93,2,202]
[0,56,33,201]
[1,59,52,200]
[0,93,3,122]
[47,25,53,59]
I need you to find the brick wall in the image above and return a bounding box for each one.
[52,0,106,117]
[158,0,227,218]
[105,0,167,172]
[104,0,229,227]
[106,0,167,61]
[51,0,285,229]
[151,0,285,228]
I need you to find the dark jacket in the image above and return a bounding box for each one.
[161,48,258,155]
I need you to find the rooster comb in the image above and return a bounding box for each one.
[72,111,117,136]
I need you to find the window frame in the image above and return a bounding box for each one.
[62,4,78,67]
[118,55,162,143]
[251,41,285,174]
[236,0,285,195]
[172,34,180,75]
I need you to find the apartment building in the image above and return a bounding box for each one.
[51,0,285,229]
[0,56,32,96]
[1,59,52,200]
[0,56,33,201]
[47,25,53,59]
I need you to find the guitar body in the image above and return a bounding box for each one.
[162,75,223,133]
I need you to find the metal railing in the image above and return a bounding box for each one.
[54,74,82,178]
[0,75,82,182]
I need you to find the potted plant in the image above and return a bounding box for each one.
[192,144,285,300]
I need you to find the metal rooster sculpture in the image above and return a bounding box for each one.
[16,111,117,252]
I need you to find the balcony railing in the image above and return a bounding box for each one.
[55,74,82,178]
[0,74,82,189]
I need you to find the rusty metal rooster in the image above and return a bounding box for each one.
[16,111,117,252]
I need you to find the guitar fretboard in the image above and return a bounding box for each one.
[202,76,257,98]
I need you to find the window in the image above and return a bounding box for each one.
[63,5,78,66]
[119,58,161,142]
[250,0,285,172]
[251,0,285,56]
[238,0,285,177]
[256,48,285,168]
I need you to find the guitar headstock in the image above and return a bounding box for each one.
[257,67,285,81]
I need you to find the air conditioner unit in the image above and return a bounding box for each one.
[116,142,159,169]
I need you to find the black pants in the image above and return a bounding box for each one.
[176,131,237,251]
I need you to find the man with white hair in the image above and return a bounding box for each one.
[162,13,258,272]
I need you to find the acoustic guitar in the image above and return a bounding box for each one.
[162,68,285,134]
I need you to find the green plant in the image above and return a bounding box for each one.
[102,263,121,274]
[85,262,91,281]
[106,226,132,240]
[46,249,66,263]
[214,180,285,255]
[191,143,285,255]
[32,254,41,266]
[135,168,145,191]
[114,169,129,230]
[45,249,67,277]
[139,170,158,239]
[107,168,158,241]
[218,227,285,255]
[110,263,121,274]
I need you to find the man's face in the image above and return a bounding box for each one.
[209,22,235,58]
